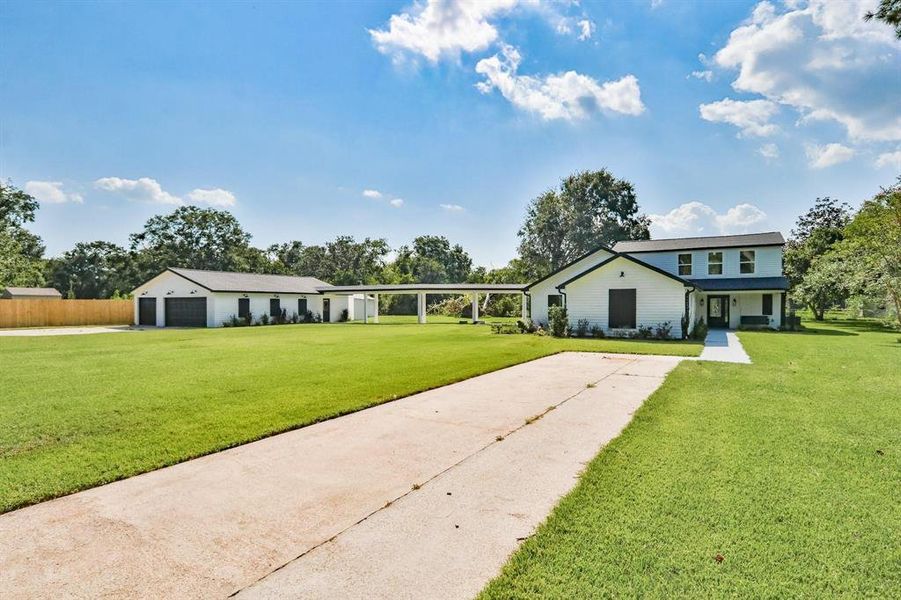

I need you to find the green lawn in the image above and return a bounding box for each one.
[480,319,900,598]
[0,322,698,513]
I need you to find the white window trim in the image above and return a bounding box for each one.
[678,253,692,276]
[707,251,724,276]
[740,249,756,275]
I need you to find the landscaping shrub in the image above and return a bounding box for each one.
[339,308,349,322]
[635,324,654,339]
[260,312,270,326]
[689,318,708,340]
[290,312,299,324]
[516,318,537,333]
[589,324,604,338]
[573,319,590,338]
[654,321,673,340]
[490,323,521,335]
[548,306,569,337]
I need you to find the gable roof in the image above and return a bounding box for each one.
[1,287,62,298]
[167,268,330,294]
[556,253,693,290]
[613,231,785,253]
[524,244,615,290]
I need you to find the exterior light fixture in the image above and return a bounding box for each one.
[274,294,280,299]
[700,298,705,306]
[166,290,174,295]
[620,271,625,277]
[190,290,197,294]
[732,298,737,306]
[242,293,248,298]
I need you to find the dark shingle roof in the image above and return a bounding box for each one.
[169,268,329,294]
[2,287,62,298]
[613,232,785,253]
[689,277,789,291]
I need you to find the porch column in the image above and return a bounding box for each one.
[521,293,528,320]
[471,292,479,324]
[362,294,368,324]
[373,294,379,323]
[417,292,426,324]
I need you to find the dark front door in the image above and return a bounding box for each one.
[138,297,156,326]
[707,295,729,328]
[322,298,330,322]
[165,297,207,327]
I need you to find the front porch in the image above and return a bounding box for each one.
[690,289,785,330]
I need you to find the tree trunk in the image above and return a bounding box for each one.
[887,283,901,329]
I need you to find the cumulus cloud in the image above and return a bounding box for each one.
[440,203,464,212]
[711,0,900,142]
[758,142,780,160]
[94,177,237,207]
[389,198,405,208]
[369,0,517,63]
[690,70,713,82]
[577,19,596,41]
[185,188,236,208]
[699,97,779,137]
[362,189,383,199]
[24,181,83,204]
[650,201,767,236]
[875,150,901,170]
[475,44,644,120]
[95,177,181,205]
[805,143,855,168]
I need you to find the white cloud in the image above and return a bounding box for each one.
[94,177,181,205]
[712,0,900,142]
[475,44,644,121]
[805,143,855,168]
[699,98,779,137]
[389,198,405,208]
[24,181,83,204]
[650,201,767,236]
[690,70,713,82]
[875,150,901,170]
[440,203,464,212]
[577,19,596,41]
[369,0,517,63]
[651,0,665,8]
[758,142,780,159]
[95,177,237,207]
[185,188,236,208]
[362,189,383,199]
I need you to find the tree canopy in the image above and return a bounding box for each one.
[517,169,650,279]
[46,241,136,299]
[0,181,46,292]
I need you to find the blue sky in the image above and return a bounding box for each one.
[2,0,899,266]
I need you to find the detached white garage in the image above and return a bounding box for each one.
[132,268,373,327]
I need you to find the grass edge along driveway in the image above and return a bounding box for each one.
[479,319,900,598]
[0,323,699,513]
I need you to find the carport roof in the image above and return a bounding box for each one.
[316,283,527,293]
[168,268,329,294]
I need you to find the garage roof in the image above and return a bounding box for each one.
[169,268,329,294]
[613,231,785,253]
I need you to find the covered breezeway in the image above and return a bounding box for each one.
[315,283,528,324]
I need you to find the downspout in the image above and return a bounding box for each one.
[684,286,696,339]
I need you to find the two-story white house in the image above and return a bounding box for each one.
[525,231,788,337]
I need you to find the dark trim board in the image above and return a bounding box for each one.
[525,245,615,290]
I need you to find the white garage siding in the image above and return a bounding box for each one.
[528,248,615,326]
[563,258,688,339]
[133,271,215,327]
[210,293,325,325]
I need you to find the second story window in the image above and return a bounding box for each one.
[708,251,723,275]
[740,250,756,274]
[678,253,692,276]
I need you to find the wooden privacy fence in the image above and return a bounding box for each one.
[0,299,133,328]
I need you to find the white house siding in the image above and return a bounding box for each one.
[691,291,783,330]
[564,258,688,338]
[528,248,615,325]
[627,246,782,279]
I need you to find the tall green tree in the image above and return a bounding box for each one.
[517,169,650,279]
[865,0,901,38]
[840,179,901,327]
[791,253,848,321]
[0,181,46,292]
[393,235,472,283]
[46,241,137,299]
[129,206,261,280]
[268,237,390,284]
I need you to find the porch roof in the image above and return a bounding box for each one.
[689,276,789,292]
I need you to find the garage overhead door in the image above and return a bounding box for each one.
[138,297,157,326]
[165,297,207,327]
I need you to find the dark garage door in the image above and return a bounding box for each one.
[138,297,157,326]
[165,297,207,327]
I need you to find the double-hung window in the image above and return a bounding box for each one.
[708,251,723,275]
[740,250,756,274]
[678,253,692,276]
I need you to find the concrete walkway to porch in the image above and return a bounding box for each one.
[699,329,751,364]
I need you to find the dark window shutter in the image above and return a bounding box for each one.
[762,294,773,316]
[609,289,636,329]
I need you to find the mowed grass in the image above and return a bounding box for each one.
[0,322,699,513]
[480,319,900,598]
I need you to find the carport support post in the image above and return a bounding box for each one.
[373,294,379,323]
[362,294,368,324]
[521,293,528,321]
[417,292,426,324]
[471,293,479,324]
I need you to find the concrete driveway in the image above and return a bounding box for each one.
[0,325,135,337]
[0,352,683,599]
